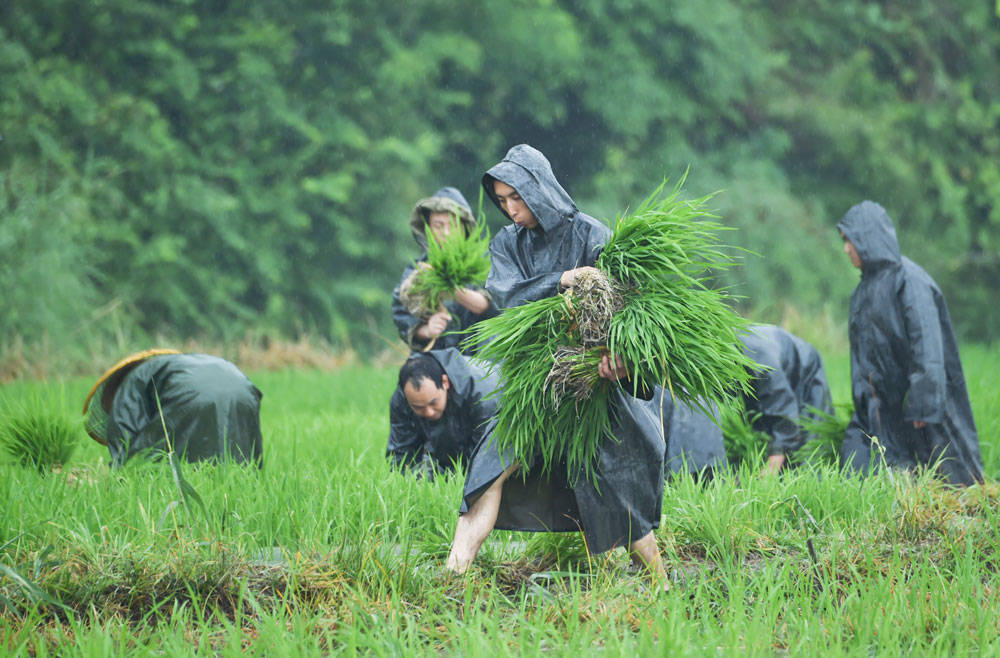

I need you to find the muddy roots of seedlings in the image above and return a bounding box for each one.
[545,346,600,406]
[397,262,434,320]
[544,269,623,406]
[572,269,625,347]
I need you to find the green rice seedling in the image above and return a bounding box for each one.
[0,391,79,473]
[793,403,851,467]
[399,210,491,320]
[466,177,755,484]
[719,403,768,467]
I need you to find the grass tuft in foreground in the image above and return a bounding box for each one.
[0,390,80,473]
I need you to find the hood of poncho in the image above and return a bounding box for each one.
[409,186,476,251]
[482,144,580,233]
[837,200,902,272]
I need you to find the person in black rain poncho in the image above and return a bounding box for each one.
[446,145,667,582]
[387,348,500,479]
[83,350,263,466]
[653,390,727,481]
[837,201,983,485]
[737,324,834,475]
[391,187,497,354]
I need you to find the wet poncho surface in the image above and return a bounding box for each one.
[391,186,497,354]
[837,201,983,485]
[462,144,664,554]
[738,324,834,457]
[652,390,727,478]
[387,348,500,476]
[105,354,262,466]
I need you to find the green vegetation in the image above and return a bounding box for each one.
[2,1,998,376]
[1,346,998,654]
[0,389,80,473]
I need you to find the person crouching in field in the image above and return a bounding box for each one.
[391,187,497,354]
[737,324,835,475]
[837,201,984,485]
[446,145,666,585]
[387,349,500,479]
[83,350,263,466]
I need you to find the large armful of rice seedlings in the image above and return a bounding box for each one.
[464,175,755,484]
[400,211,492,319]
[599,177,756,407]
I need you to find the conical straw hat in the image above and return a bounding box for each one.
[82,349,181,444]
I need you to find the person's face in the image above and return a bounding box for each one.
[841,231,863,269]
[493,180,538,229]
[427,211,455,245]
[403,375,450,421]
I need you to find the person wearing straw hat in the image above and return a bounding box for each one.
[391,187,497,354]
[84,350,263,466]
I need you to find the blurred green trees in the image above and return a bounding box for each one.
[1,0,997,360]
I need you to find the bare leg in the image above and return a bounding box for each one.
[446,463,518,574]
[628,531,669,590]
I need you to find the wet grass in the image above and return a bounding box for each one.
[1,349,999,656]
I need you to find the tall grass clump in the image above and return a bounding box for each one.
[0,391,80,473]
[466,177,755,483]
[398,212,491,321]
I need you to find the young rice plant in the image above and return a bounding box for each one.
[0,391,79,473]
[399,212,491,321]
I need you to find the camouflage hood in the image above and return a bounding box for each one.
[408,186,477,251]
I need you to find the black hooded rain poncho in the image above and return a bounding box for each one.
[105,354,263,466]
[737,324,834,459]
[387,348,500,477]
[460,144,665,555]
[391,187,498,354]
[837,201,983,485]
[653,391,728,479]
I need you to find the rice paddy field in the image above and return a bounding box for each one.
[1,345,998,656]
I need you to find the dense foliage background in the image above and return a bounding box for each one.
[2,1,998,365]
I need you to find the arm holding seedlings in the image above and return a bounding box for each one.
[560,266,601,290]
[452,287,491,315]
[413,309,452,343]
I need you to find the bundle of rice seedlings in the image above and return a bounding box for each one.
[0,393,79,473]
[399,212,491,319]
[719,401,851,468]
[719,403,768,467]
[792,403,851,467]
[466,177,755,484]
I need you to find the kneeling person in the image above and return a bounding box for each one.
[387,349,500,478]
[84,350,263,466]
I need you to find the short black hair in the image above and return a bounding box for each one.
[398,353,445,391]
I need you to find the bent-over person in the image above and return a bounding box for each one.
[387,348,499,479]
[83,350,263,466]
[737,324,835,475]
